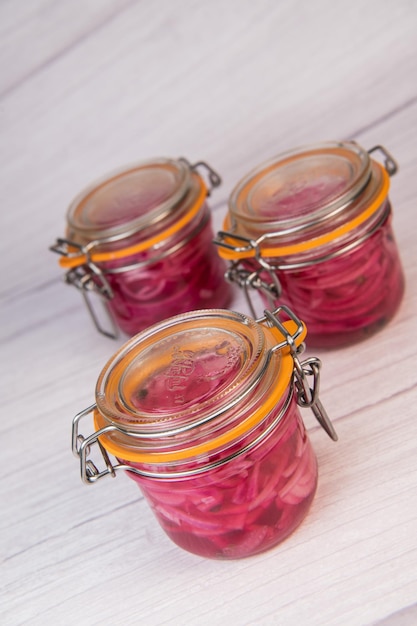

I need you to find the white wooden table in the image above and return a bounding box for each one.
[2,2,417,624]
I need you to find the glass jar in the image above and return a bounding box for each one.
[72,306,337,560]
[51,158,231,338]
[215,142,405,348]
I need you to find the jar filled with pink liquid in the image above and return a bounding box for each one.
[215,142,405,348]
[72,306,337,560]
[51,158,230,337]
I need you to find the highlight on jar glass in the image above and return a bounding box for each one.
[214,142,405,349]
[72,306,337,560]
[50,158,231,338]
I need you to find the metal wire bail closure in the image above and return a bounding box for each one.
[72,306,337,485]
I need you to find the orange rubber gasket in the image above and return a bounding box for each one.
[218,163,390,261]
[92,320,306,464]
[59,178,208,269]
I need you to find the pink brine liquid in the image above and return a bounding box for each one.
[245,207,404,348]
[277,213,404,347]
[124,393,317,559]
[101,206,230,336]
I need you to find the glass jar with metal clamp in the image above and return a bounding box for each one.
[214,142,405,349]
[50,158,231,338]
[72,305,337,560]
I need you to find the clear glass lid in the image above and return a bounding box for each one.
[94,309,287,441]
[67,158,195,240]
[229,141,374,236]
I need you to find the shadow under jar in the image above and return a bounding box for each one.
[51,158,231,338]
[72,306,337,560]
[215,142,405,349]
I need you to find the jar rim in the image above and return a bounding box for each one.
[66,158,197,241]
[93,386,295,468]
[58,168,207,271]
[229,141,373,233]
[217,156,389,262]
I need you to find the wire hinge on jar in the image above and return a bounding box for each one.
[178,158,222,195]
[50,238,118,339]
[260,307,338,441]
[367,145,398,177]
[216,232,282,319]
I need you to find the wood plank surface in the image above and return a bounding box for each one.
[1,1,417,624]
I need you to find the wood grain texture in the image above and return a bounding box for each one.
[1,1,417,624]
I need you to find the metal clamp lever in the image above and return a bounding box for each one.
[65,264,118,339]
[257,307,337,440]
[294,356,338,441]
[51,237,118,338]
[79,432,118,484]
[72,405,120,483]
